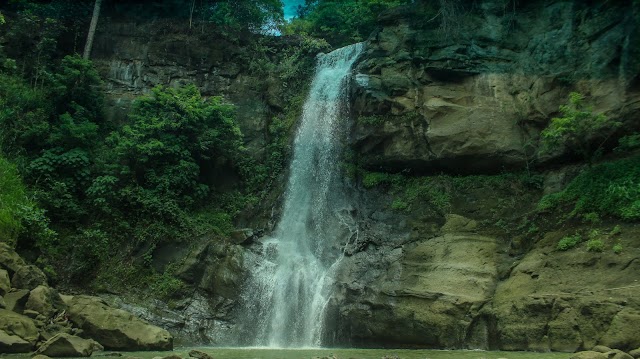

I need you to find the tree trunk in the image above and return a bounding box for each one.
[83,0,103,60]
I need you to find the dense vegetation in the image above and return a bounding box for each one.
[0,0,309,294]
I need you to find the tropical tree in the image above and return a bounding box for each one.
[83,0,103,59]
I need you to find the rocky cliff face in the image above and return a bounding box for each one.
[323,0,640,352]
[350,0,639,173]
[84,2,640,351]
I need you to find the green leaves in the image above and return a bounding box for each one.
[538,155,640,221]
[285,0,412,47]
[110,84,244,211]
[541,92,621,163]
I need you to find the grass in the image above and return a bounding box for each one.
[359,170,543,216]
[538,155,640,220]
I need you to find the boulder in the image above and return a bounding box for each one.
[3,289,30,313]
[600,308,640,351]
[35,333,98,357]
[229,228,255,245]
[0,269,10,295]
[570,352,609,359]
[11,265,47,290]
[66,295,173,350]
[0,295,5,309]
[0,309,39,346]
[188,350,213,359]
[593,345,613,353]
[629,349,640,359]
[605,350,634,359]
[0,329,32,353]
[25,285,65,318]
[0,243,27,274]
[440,214,478,234]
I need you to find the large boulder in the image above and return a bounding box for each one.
[3,289,30,313]
[570,352,609,359]
[0,269,10,295]
[0,309,39,347]
[66,295,173,351]
[0,329,32,353]
[599,308,640,351]
[12,265,47,290]
[35,333,100,357]
[0,243,27,274]
[25,285,65,319]
[331,214,498,348]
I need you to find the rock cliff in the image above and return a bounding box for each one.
[322,0,640,351]
[350,0,639,173]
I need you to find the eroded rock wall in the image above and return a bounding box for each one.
[351,0,640,173]
[324,0,640,352]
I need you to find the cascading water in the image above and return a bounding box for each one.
[233,42,364,348]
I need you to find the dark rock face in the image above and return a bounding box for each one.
[350,0,640,173]
[327,3,640,349]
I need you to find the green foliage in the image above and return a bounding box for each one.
[0,156,30,243]
[586,238,604,252]
[358,115,385,126]
[362,171,397,188]
[109,85,243,208]
[207,0,284,34]
[610,225,622,236]
[541,92,621,163]
[582,212,601,225]
[613,243,623,254]
[557,234,582,251]
[150,264,186,299]
[615,133,640,153]
[361,171,451,214]
[284,0,412,47]
[537,155,640,220]
[0,155,55,247]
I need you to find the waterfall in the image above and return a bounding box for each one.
[234,42,364,348]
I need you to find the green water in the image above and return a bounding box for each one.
[4,348,570,359]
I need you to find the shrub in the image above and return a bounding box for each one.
[557,234,582,251]
[586,239,604,252]
[541,92,621,163]
[537,155,640,220]
[615,133,640,153]
[613,243,623,254]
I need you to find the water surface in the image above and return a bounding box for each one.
[5,348,570,359]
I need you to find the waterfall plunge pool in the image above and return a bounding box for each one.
[4,348,570,359]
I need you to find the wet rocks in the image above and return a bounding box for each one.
[66,295,173,351]
[0,329,32,353]
[0,309,39,347]
[35,333,100,357]
[188,350,213,359]
[0,242,174,353]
